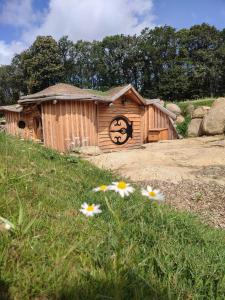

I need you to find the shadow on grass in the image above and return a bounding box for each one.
[55,274,169,300]
[0,279,10,300]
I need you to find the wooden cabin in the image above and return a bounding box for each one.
[0,83,178,152]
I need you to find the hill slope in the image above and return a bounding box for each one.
[0,133,225,299]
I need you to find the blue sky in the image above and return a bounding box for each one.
[0,0,224,65]
[154,0,225,29]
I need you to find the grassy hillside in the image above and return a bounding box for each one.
[0,133,225,299]
[173,98,215,137]
[176,98,215,115]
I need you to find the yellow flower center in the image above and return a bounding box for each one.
[86,205,94,212]
[99,185,107,191]
[149,191,156,197]
[117,181,127,189]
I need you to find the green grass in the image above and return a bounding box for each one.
[173,98,215,137]
[0,133,225,299]
[176,98,215,116]
[83,89,110,96]
[176,115,192,137]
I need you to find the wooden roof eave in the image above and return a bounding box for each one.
[169,117,180,139]
[152,102,177,120]
[18,95,112,105]
[0,105,23,113]
[110,84,146,105]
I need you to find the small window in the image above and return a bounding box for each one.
[17,120,26,129]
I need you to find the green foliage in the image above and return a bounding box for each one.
[0,133,225,299]
[2,23,225,105]
[176,115,192,137]
[0,65,22,105]
[178,98,215,116]
[176,97,215,136]
[12,36,64,95]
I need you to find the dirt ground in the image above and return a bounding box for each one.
[88,136,225,228]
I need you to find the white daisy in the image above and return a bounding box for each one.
[109,181,134,198]
[0,216,15,231]
[93,185,108,192]
[80,202,102,217]
[141,186,165,202]
[4,223,11,230]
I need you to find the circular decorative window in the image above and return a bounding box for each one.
[17,120,26,129]
[109,116,133,145]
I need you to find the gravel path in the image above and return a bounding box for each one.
[88,136,225,228]
[139,179,225,229]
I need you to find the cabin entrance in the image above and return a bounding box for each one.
[109,116,133,145]
[33,116,43,141]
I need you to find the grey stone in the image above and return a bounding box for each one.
[187,118,203,137]
[192,106,210,119]
[202,98,225,135]
[186,104,195,116]
[166,103,181,116]
[176,115,185,124]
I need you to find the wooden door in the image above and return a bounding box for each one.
[33,117,43,141]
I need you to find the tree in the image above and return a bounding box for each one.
[1,23,225,105]
[0,65,15,105]
[139,26,182,99]
[58,36,75,83]
[22,36,63,93]
[182,24,221,98]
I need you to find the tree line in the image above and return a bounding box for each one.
[0,23,225,105]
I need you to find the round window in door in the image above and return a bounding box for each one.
[109,116,133,145]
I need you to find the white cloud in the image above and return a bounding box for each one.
[25,0,155,42]
[0,0,156,64]
[0,40,26,65]
[0,0,42,28]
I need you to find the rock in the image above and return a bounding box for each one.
[187,118,203,137]
[192,106,210,119]
[202,98,225,135]
[186,104,195,116]
[166,103,181,116]
[160,100,165,107]
[73,146,102,156]
[176,115,185,124]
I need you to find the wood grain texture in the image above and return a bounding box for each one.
[4,105,40,140]
[97,97,143,152]
[41,100,98,152]
[4,98,177,153]
[142,104,178,142]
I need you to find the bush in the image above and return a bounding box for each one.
[176,115,191,137]
[177,98,215,116]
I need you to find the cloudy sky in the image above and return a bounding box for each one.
[0,0,225,65]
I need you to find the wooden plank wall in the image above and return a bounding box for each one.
[98,98,143,152]
[41,101,98,152]
[5,111,36,140]
[142,104,178,142]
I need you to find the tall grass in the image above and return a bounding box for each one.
[0,133,225,299]
[177,98,215,116]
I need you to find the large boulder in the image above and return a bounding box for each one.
[186,104,195,116]
[187,118,203,137]
[166,103,181,116]
[202,98,225,135]
[176,115,185,124]
[192,106,210,119]
[160,100,165,107]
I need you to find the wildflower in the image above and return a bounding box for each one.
[0,216,15,231]
[141,186,165,202]
[4,223,11,230]
[93,185,108,192]
[80,202,102,217]
[109,181,134,198]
